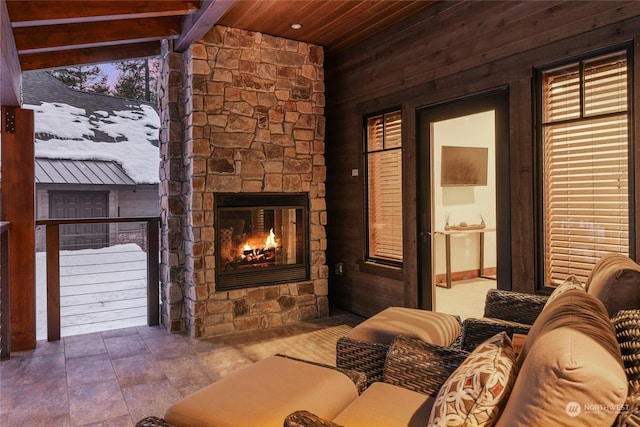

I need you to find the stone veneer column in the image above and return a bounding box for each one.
[159,41,188,332]
[159,28,328,338]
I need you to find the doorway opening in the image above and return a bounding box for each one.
[417,89,511,318]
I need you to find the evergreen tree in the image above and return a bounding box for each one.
[113,60,146,100]
[112,59,159,102]
[49,66,109,94]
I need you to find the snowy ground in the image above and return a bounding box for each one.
[36,243,149,340]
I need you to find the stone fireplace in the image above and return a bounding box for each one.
[158,26,328,337]
[215,192,309,290]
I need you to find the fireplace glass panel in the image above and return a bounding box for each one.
[215,193,309,290]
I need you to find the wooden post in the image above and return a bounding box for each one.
[1,106,36,351]
[147,218,160,326]
[0,222,10,359]
[46,224,60,341]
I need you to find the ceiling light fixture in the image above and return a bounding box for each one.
[290,23,303,30]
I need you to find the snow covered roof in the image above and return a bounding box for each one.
[22,71,160,184]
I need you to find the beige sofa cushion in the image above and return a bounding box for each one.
[496,289,627,427]
[585,253,640,317]
[519,288,621,365]
[428,332,516,427]
[333,382,435,427]
[165,355,358,427]
[346,307,461,346]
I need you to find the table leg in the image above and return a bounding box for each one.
[480,232,485,277]
[445,234,451,289]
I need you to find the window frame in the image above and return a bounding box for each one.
[363,107,404,268]
[534,43,635,291]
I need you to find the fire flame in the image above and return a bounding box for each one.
[265,228,277,249]
[240,229,278,259]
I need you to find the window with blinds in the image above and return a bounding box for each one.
[540,50,630,286]
[366,110,403,264]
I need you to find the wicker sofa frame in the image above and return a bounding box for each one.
[336,315,463,386]
[335,290,545,385]
[459,289,548,351]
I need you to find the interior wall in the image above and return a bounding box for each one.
[324,1,640,317]
[432,111,497,276]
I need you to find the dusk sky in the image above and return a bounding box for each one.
[100,63,119,89]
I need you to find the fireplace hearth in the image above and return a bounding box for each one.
[215,193,310,290]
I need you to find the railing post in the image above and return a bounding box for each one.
[46,224,60,341]
[147,218,160,326]
[1,223,11,359]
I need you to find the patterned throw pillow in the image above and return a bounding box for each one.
[428,332,516,427]
[545,274,584,307]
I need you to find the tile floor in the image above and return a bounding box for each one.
[436,278,496,320]
[0,279,493,427]
[0,311,363,427]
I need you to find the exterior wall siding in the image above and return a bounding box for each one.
[34,185,158,251]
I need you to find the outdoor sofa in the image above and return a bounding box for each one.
[137,254,640,427]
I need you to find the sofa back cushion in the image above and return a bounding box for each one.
[585,253,640,317]
[496,289,627,427]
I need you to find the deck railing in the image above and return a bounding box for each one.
[0,221,10,359]
[35,217,160,341]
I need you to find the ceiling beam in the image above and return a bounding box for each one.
[1,0,21,106]
[14,16,181,54]
[7,0,199,27]
[19,41,162,71]
[174,0,234,52]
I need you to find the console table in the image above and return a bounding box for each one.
[434,227,496,289]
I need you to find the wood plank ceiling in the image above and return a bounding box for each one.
[4,0,434,72]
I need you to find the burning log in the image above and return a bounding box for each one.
[224,228,279,270]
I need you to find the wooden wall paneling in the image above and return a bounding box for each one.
[325,105,369,310]
[427,2,635,76]
[324,2,640,314]
[328,2,640,107]
[508,78,535,294]
[1,106,36,351]
[401,104,419,308]
[326,1,543,103]
[348,270,404,317]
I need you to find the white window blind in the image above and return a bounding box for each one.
[541,51,629,285]
[366,111,403,263]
